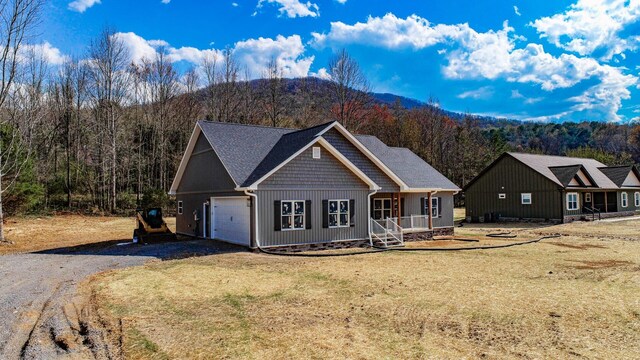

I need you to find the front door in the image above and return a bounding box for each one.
[372,198,392,220]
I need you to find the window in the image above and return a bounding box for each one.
[566,193,579,211]
[498,193,506,199]
[585,193,591,203]
[621,192,628,208]
[521,193,532,205]
[328,200,350,227]
[373,198,392,220]
[431,197,439,218]
[312,146,321,159]
[177,201,183,215]
[635,192,640,207]
[281,200,305,230]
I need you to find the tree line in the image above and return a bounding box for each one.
[1,3,640,243]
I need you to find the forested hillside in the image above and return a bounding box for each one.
[2,27,640,220]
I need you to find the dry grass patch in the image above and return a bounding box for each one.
[90,219,640,359]
[0,215,176,254]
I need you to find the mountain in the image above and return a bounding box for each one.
[196,77,521,127]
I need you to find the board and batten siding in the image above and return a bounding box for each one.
[321,128,400,192]
[257,190,370,246]
[176,132,242,236]
[618,190,640,212]
[465,155,563,221]
[258,144,368,190]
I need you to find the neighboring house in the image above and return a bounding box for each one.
[170,120,460,251]
[464,152,640,223]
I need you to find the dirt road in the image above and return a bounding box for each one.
[0,239,243,359]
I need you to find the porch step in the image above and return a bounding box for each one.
[372,238,405,248]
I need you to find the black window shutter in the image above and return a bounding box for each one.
[437,197,442,218]
[305,200,312,229]
[349,199,355,227]
[274,201,281,231]
[322,200,329,228]
[401,198,405,217]
[420,197,426,215]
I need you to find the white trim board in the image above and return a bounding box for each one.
[239,137,381,191]
[316,122,410,190]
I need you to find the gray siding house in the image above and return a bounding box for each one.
[465,152,640,223]
[170,120,460,250]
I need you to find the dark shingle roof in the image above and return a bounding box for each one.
[599,166,636,187]
[355,135,460,191]
[196,120,459,190]
[240,122,335,186]
[549,165,584,186]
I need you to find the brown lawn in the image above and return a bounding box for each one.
[87,219,640,359]
[0,215,176,254]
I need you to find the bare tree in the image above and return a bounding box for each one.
[217,48,240,122]
[86,27,130,213]
[201,52,218,120]
[327,49,371,130]
[262,57,285,127]
[0,0,43,242]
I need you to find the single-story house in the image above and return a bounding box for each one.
[170,120,460,251]
[464,152,640,223]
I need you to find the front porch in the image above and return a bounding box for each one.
[369,192,448,247]
[567,190,639,222]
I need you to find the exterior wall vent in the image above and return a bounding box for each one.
[312,146,321,159]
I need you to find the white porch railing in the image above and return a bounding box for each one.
[370,218,403,248]
[390,215,431,232]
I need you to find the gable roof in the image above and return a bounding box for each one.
[598,166,638,187]
[464,152,637,192]
[355,135,460,191]
[171,120,459,194]
[507,152,618,189]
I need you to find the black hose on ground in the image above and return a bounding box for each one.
[257,233,561,257]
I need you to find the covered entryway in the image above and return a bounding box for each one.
[211,197,251,246]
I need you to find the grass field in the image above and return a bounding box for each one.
[0,215,176,255]
[88,218,640,359]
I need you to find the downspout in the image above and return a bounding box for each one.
[367,188,379,247]
[244,190,261,248]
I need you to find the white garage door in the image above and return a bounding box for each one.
[212,197,251,246]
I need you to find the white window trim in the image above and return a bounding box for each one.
[521,193,532,205]
[281,200,305,231]
[621,192,628,208]
[431,197,439,218]
[498,193,506,199]
[373,198,392,220]
[312,146,321,159]
[635,192,640,207]
[328,199,350,228]
[177,201,183,215]
[566,192,579,211]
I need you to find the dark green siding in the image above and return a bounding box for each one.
[465,155,563,221]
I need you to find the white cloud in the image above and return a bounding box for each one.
[232,2,239,6]
[530,0,640,60]
[233,35,314,77]
[513,5,521,16]
[68,0,100,13]
[161,0,171,3]
[312,12,639,122]
[457,86,494,99]
[256,0,319,18]
[112,32,313,78]
[22,42,68,65]
[336,0,347,3]
[310,67,331,79]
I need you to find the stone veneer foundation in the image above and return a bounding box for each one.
[259,227,456,252]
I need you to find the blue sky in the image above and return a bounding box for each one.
[38,0,640,122]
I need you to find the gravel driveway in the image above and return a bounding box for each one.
[0,239,244,359]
